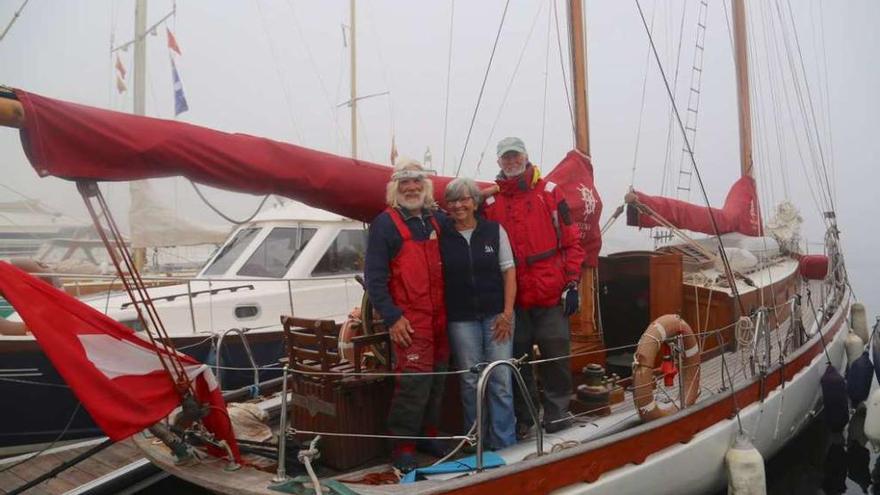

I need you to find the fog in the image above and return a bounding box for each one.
[1,0,877,315]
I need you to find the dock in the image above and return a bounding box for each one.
[0,438,152,494]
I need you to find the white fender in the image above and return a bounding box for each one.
[846,331,865,368]
[852,303,869,343]
[725,434,766,495]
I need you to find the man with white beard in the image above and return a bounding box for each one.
[365,158,449,472]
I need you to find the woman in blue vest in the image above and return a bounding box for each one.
[441,177,517,450]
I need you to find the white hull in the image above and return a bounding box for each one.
[554,294,848,495]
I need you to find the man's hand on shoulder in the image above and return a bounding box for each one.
[389,316,415,347]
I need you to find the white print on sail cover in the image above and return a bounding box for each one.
[77,334,217,389]
[578,182,598,233]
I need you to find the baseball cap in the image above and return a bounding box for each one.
[496,137,527,158]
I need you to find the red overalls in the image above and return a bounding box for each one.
[384,208,449,451]
[386,208,448,371]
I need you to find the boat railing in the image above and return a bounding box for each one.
[214,328,261,393]
[474,358,543,471]
[255,298,847,480]
[17,272,362,335]
[27,272,361,284]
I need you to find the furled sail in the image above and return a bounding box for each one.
[626,176,762,237]
[13,89,602,265]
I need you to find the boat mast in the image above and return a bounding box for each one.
[731,0,753,178]
[568,0,590,155]
[567,0,597,341]
[132,0,148,270]
[349,0,357,159]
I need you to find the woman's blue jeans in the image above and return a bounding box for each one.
[448,316,516,450]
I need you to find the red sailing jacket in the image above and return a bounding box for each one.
[386,208,448,371]
[483,165,585,309]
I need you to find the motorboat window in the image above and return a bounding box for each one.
[203,227,260,276]
[311,229,367,276]
[237,227,317,278]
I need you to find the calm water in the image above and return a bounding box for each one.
[142,411,878,495]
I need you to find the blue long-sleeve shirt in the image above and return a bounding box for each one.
[365,208,447,327]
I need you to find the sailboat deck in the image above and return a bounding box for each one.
[130,279,829,495]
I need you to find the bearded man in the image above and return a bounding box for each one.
[364,158,449,472]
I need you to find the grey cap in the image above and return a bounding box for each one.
[496,137,527,158]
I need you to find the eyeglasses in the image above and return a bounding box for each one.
[447,196,473,206]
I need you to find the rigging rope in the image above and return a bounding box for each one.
[634,0,746,317]
[475,1,546,174]
[658,1,689,198]
[440,0,455,174]
[0,0,29,43]
[552,0,575,139]
[539,3,552,165]
[254,0,304,144]
[284,0,345,150]
[629,1,658,187]
[0,403,81,474]
[454,0,511,178]
[189,181,270,225]
[773,0,834,217]
[781,0,836,213]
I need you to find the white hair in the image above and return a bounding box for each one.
[385,157,436,209]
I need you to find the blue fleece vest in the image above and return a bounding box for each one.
[440,218,505,322]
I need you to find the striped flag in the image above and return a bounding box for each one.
[166,27,182,56]
[115,54,127,79]
[170,57,189,116]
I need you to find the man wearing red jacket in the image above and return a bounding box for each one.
[483,137,585,435]
[365,158,449,472]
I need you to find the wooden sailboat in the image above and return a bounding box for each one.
[0,0,854,493]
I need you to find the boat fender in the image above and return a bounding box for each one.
[725,434,766,495]
[821,366,849,433]
[872,319,880,384]
[845,331,865,369]
[863,389,880,449]
[846,351,874,405]
[798,254,829,280]
[851,302,868,343]
[848,403,869,448]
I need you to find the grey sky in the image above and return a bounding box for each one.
[0,0,877,313]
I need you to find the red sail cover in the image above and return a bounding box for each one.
[545,151,603,267]
[0,262,240,461]
[14,89,602,263]
[627,176,761,236]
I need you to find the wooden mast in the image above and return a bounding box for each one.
[567,0,600,358]
[349,0,357,159]
[131,0,148,271]
[568,0,590,155]
[731,0,753,178]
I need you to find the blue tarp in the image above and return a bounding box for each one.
[401,452,506,484]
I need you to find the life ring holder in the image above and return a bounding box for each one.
[631,314,701,421]
[339,276,389,368]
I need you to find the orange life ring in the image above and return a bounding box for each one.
[338,306,363,364]
[631,314,701,421]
